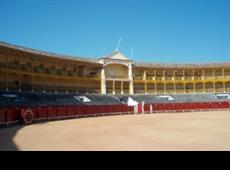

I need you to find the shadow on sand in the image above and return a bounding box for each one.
[0,124,23,151]
[0,121,47,151]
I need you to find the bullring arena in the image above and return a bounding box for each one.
[0,41,230,151]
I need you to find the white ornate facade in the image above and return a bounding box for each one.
[99,51,134,94]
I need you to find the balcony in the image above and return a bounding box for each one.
[175,77,183,80]
[225,75,230,79]
[184,77,192,80]
[146,76,153,80]
[107,75,126,79]
[194,76,202,80]
[165,77,173,80]
[215,76,224,80]
[156,77,163,80]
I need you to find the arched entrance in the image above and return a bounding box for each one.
[104,63,130,94]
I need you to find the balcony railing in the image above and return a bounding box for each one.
[165,77,172,80]
[215,76,224,79]
[156,77,163,80]
[146,77,153,80]
[175,77,183,80]
[184,77,192,80]
[194,76,202,80]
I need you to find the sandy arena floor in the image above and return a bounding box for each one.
[0,110,229,151]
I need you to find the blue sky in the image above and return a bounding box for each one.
[0,0,229,63]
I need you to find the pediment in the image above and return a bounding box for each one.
[105,51,129,61]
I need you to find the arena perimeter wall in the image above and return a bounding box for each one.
[0,101,230,127]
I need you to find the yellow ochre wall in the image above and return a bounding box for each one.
[0,46,101,93]
[0,45,230,94]
[132,67,230,94]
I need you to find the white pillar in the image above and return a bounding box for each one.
[121,81,124,94]
[112,81,115,94]
[101,65,106,94]
[128,63,134,94]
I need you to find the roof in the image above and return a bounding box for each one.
[102,51,131,61]
[0,41,229,68]
[0,41,101,65]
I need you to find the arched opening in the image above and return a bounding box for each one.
[87,80,100,94]
[225,81,230,92]
[45,77,56,92]
[147,83,155,93]
[184,69,193,80]
[106,81,113,94]
[8,72,19,91]
[166,83,174,94]
[33,76,44,92]
[0,70,6,90]
[215,82,224,92]
[205,82,214,93]
[224,68,230,77]
[115,81,121,94]
[185,83,193,93]
[156,83,164,94]
[195,82,203,93]
[134,82,145,94]
[123,82,129,94]
[21,74,31,91]
[176,83,184,93]
[214,69,222,79]
[76,79,87,93]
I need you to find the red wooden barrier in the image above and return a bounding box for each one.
[111,105,121,113]
[103,105,112,113]
[152,103,158,111]
[74,106,80,115]
[57,107,66,118]
[37,107,48,119]
[159,103,166,111]
[30,108,38,119]
[93,105,102,114]
[87,105,96,115]
[121,105,130,113]
[0,109,6,123]
[1,101,230,127]
[76,106,85,116]
[223,102,229,108]
[6,108,19,123]
[144,104,150,112]
[129,106,134,113]
[182,103,189,110]
[137,104,142,113]
[47,107,57,118]
[66,107,75,117]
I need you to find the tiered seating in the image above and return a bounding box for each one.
[0,91,122,107]
[170,94,222,103]
[0,91,27,107]
[0,91,229,108]
[120,93,230,104]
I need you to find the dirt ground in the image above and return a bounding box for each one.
[0,110,229,151]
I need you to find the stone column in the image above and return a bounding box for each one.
[101,65,106,94]
[145,82,148,94]
[112,81,115,94]
[128,63,134,94]
[143,69,146,80]
[121,81,124,94]
[222,69,226,93]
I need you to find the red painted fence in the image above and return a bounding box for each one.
[0,102,229,126]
